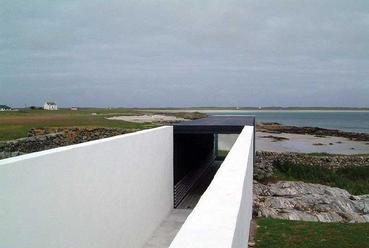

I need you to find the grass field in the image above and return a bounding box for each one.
[270,160,369,195]
[255,218,369,248]
[0,108,204,141]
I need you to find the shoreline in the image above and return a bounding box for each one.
[218,122,369,155]
[143,110,369,134]
[218,131,369,155]
[257,122,369,142]
[256,131,369,155]
[141,108,369,113]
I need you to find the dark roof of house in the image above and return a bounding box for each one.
[0,105,11,109]
[45,102,57,105]
[173,115,255,134]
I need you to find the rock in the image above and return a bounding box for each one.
[254,181,369,223]
[356,195,369,214]
[257,123,369,142]
[259,135,289,142]
[313,143,325,146]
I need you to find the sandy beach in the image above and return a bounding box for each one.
[256,132,369,154]
[107,114,187,123]
[219,132,369,155]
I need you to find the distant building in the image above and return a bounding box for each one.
[70,107,78,111]
[0,105,11,111]
[44,102,58,110]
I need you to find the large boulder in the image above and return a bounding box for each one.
[254,181,369,223]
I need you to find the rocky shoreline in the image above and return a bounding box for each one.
[257,122,369,142]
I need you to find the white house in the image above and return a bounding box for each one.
[0,105,12,111]
[0,105,11,111]
[43,102,58,110]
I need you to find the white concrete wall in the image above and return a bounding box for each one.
[0,126,173,248]
[170,126,254,248]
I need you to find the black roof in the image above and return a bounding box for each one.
[0,105,11,109]
[174,115,255,134]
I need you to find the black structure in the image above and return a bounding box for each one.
[173,115,255,208]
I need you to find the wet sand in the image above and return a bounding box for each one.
[219,132,369,155]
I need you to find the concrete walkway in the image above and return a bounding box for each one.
[176,161,221,209]
[143,209,192,248]
[145,161,222,247]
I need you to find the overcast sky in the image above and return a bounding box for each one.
[1,0,369,108]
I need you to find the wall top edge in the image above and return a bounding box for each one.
[0,126,172,166]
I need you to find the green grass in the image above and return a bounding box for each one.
[0,108,203,141]
[217,150,229,158]
[269,160,369,195]
[0,109,147,141]
[255,218,369,248]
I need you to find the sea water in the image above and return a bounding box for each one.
[211,111,369,133]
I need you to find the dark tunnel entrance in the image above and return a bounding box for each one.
[173,116,255,209]
[174,133,219,208]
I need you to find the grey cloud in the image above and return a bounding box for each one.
[0,0,369,107]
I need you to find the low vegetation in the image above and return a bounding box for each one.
[255,218,369,248]
[217,150,229,158]
[270,160,369,195]
[0,108,205,141]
